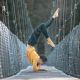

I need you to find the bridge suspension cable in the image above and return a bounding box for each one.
[53,0,80,43]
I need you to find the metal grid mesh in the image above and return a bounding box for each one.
[0,21,29,78]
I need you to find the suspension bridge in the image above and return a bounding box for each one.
[2,66,80,80]
[0,0,80,80]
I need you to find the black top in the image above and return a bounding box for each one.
[28,18,54,46]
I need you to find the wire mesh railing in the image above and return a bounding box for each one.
[0,21,29,78]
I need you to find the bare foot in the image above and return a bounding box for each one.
[52,8,60,18]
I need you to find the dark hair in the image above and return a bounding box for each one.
[40,55,47,63]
